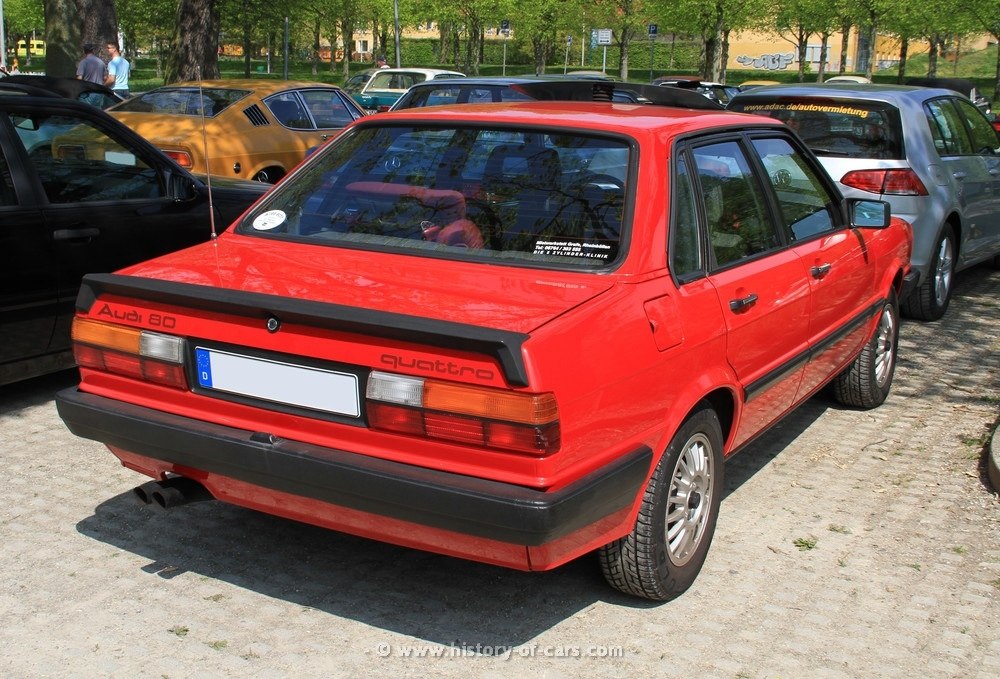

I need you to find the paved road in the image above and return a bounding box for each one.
[2,265,998,678]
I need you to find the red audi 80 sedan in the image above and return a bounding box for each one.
[57,102,913,600]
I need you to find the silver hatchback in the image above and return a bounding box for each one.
[729,83,1000,320]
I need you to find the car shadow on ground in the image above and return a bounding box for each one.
[70,263,997,647]
[73,395,832,647]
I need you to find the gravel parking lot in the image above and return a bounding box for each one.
[2,265,998,679]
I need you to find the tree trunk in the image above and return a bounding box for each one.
[720,29,730,83]
[817,32,829,81]
[165,0,220,83]
[797,27,808,82]
[864,15,877,79]
[927,34,941,76]
[44,0,83,78]
[75,0,118,51]
[839,18,850,74]
[897,38,908,83]
[311,19,321,76]
[340,18,353,78]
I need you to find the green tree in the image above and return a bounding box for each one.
[165,0,220,82]
[4,0,45,66]
[962,1,1000,96]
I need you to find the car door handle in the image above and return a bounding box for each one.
[810,263,832,278]
[53,227,101,241]
[989,168,1000,176]
[729,294,758,312]
[952,171,967,180]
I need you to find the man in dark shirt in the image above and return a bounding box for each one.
[75,44,106,85]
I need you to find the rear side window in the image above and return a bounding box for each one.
[113,87,250,117]
[731,100,903,160]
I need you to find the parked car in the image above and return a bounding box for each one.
[904,76,992,116]
[345,67,465,112]
[824,75,872,84]
[57,101,911,601]
[739,79,781,90]
[653,75,740,106]
[0,85,267,386]
[390,77,723,111]
[729,83,1000,320]
[107,79,365,183]
[0,74,124,108]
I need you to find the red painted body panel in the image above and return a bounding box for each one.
[59,103,911,579]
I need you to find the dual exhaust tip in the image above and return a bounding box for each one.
[133,476,213,509]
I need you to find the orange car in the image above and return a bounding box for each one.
[108,79,366,183]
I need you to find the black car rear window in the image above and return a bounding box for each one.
[729,99,903,160]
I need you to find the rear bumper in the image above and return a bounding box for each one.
[56,388,651,547]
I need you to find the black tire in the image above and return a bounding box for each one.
[902,225,954,321]
[833,289,899,409]
[599,403,724,601]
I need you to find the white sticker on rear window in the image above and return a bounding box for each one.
[534,240,613,260]
[253,210,287,231]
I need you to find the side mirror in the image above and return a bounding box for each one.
[849,198,890,228]
[167,172,198,202]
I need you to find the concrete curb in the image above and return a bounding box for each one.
[989,421,1000,494]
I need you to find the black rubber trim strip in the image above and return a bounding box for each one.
[744,298,882,403]
[56,388,652,546]
[77,273,532,387]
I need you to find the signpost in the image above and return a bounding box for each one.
[648,24,657,82]
[597,28,612,74]
[563,35,572,74]
[501,20,510,76]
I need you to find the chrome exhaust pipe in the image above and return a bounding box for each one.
[133,476,213,509]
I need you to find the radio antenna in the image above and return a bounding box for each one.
[196,68,217,239]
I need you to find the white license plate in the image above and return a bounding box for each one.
[195,347,360,417]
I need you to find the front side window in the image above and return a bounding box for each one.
[13,112,162,204]
[751,136,836,241]
[692,141,779,268]
[236,125,632,270]
[299,90,362,128]
[368,72,424,91]
[953,98,1000,154]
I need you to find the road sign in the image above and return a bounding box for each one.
[566,35,573,46]
[648,24,658,37]
[501,20,510,36]
[597,29,613,46]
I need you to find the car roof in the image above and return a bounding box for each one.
[0,74,121,101]
[369,100,771,136]
[396,78,724,110]
[730,82,955,105]
[371,68,465,77]
[143,79,346,94]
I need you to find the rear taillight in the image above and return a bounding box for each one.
[72,318,188,388]
[366,371,560,455]
[162,149,193,168]
[840,169,928,196]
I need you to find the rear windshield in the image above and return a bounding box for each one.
[113,88,251,117]
[729,99,903,160]
[236,124,632,270]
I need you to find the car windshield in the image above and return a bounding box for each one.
[113,87,251,117]
[237,124,632,270]
[729,99,903,159]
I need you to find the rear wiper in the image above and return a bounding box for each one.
[808,147,852,157]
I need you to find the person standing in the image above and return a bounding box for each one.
[376,55,389,69]
[104,42,130,97]
[75,44,106,85]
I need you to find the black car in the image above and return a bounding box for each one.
[389,76,723,111]
[0,85,267,385]
[0,74,125,109]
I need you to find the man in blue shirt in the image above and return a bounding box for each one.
[105,41,130,98]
